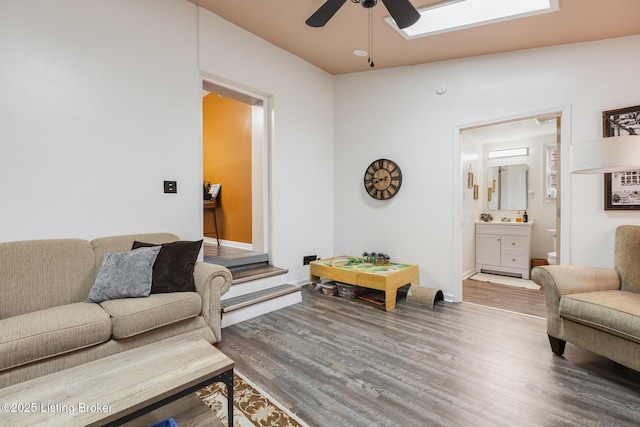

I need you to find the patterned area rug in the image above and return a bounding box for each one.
[197,371,309,427]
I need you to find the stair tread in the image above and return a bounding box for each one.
[231,265,288,284]
[221,284,301,312]
[204,252,269,268]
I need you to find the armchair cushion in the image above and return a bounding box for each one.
[560,290,640,345]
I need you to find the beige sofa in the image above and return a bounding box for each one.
[0,233,232,388]
[532,225,640,372]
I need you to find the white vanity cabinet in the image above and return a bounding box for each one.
[475,222,533,279]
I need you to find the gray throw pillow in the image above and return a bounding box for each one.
[87,246,161,303]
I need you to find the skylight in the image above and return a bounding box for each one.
[387,0,559,39]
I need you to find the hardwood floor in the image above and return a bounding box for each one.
[203,242,253,259]
[217,287,640,427]
[462,278,547,318]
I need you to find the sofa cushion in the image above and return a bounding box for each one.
[131,240,202,294]
[560,290,640,344]
[87,246,161,303]
[0,239,96,319]
[0,303,112,371]
[92,233,181,273]
[99,292,202,339]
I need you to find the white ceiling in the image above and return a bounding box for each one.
[189,0,640,75]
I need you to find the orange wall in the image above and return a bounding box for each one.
[203,94,252,244]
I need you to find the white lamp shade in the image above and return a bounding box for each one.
[572,135,640,174]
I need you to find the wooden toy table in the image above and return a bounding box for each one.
[309,256,419,311]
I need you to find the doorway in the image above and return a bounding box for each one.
[455,108,570,308]
[201,78,271,255]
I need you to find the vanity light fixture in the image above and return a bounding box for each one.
[487,147,529,159]
[572,135,640,173]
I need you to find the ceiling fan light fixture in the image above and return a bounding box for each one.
[353,49,369,57]
[359,0,379,8]
[306,0,419,29]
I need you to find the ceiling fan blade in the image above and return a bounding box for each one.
[306,0,348,27]
[382,0,420,29]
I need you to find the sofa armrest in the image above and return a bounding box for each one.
[531,265,621,337]
[192,262,233,342]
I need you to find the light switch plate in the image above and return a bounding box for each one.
[164,181,177,193]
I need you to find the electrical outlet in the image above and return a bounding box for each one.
[164,181,177,194]
[303,255,317,265]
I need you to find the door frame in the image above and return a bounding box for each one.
[452,105,571,302]
[201,74,272,254]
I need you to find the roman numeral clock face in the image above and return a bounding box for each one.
[363,159,403,200]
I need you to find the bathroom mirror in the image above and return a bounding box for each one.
[487,164,528,210]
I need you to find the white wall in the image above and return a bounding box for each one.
[197,9,335,282]
[334,36,640,301]
[3,0,638,294]
[0,0,201,241]
[0,1,336,285]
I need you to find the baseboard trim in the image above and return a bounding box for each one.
[462,268,476,280]
[203,237,253,251]
[290,277,310,286]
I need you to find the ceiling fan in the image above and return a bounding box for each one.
[306,0,421,29]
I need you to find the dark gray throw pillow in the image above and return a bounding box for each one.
[87,246,161,303]
[131,240,202,293]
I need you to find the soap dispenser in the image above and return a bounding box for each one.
[523,210,528,223]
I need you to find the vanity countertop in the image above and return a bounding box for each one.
[476,220,534,226]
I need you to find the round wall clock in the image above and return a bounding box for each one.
[363,159,403,200]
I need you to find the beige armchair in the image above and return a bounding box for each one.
[532,225,640,372]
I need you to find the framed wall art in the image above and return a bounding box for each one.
[603,105,640,210]
[209,183,221,200]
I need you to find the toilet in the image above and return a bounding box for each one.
[547,229,557,265]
